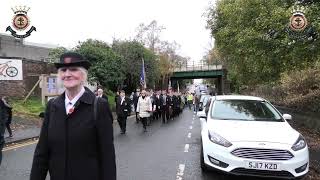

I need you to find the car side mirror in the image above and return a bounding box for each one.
[197,111,206,118]
[283,114,292,121]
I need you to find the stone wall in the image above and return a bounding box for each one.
[0,34,53,60]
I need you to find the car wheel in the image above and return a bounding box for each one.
[200,143,208,171]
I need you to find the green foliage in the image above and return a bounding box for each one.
[112,40,159,92]
[242,66,320,114]
[206,0,320,88]
[48,47,68,63]
[75,39,126,91]
[11,97,45,118]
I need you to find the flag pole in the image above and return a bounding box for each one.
[142,57,146,89]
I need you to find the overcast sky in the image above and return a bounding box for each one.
[1,0,215,62]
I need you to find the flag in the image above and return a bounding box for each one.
[140,58,146,89]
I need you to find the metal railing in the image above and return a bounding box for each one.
[173,61,223,72]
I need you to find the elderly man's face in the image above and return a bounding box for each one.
[58,66,85,90]
[97,89,103,96]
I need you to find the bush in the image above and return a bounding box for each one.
[280,68,320,96]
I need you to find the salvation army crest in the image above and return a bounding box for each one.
[286,5,313,40]
[289,6,308,32]
[6,6,36,38]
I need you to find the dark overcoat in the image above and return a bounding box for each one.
[30,87,116,180]
[116,97,130,118]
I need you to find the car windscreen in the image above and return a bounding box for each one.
[211,99,283,122]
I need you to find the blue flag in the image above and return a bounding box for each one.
[140,58,146,88]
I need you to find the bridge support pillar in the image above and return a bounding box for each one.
[217,75,225,95]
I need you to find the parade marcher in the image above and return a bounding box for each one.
[97,88,109,102]
[187,92,193,110]
[172,91,179,118]
[136,90,152,132]
[97,88,114,121]
[0,97,6,166]
[160,90,167,124]
[133,89,140,123]
[115,90,120,104]
[167,89,174,120]
[30,52,116,180]
[193,94,200,112]
[1,96,13,137]
[153,91,161,120]
[116,90,130,134]
[148,90,155,125]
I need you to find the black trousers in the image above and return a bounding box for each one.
[0,128,4,166]
[140,117,148,129]
[117,116,127,132]
[135,112,139,123]
[6,123,12,136]
[161,108,167,123]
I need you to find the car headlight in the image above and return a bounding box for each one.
[208,131,232,147]
[291,134,307,151]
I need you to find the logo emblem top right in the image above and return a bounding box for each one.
[289,8,308,32]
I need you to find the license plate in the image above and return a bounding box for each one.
[246,161,280,171]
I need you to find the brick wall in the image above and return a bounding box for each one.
[0,59,55,98]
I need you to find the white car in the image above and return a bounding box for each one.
[197,95,309,179]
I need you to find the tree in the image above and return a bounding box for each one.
[158,53,173,89]
[206,0,320,90]
[75,39,126,91]
[134,20,165,52]
[112,40,160,92]
[48,47,68,63]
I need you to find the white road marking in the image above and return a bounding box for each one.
[189,126,193,130]
[184,144,189,152]
[191,121,194,124]
[187,133,192,138]
[176,164,185,180]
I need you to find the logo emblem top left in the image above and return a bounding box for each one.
[6,6,36,38]
[12,7,30,31]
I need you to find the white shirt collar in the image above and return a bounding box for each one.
[65,87,85,113]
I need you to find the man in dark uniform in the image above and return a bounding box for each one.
[160,90,167,124]
[0,98,6,166]
[166,89,174,120]
[172,91,180,118]
[116,90,130,134]
[153,90,161,120]
[133,89,140,123]
[97,88,108,102]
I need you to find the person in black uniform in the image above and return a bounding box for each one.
[166,89,174,120]
[133,89,140,123]
[97,88,108,102]
[153,91,161,120]
[1,96,13,137]
[160,90,167,124]
[0,97,6,166]
[116,90,130,134]
[30,52,116,180]
[172,92,180,118]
